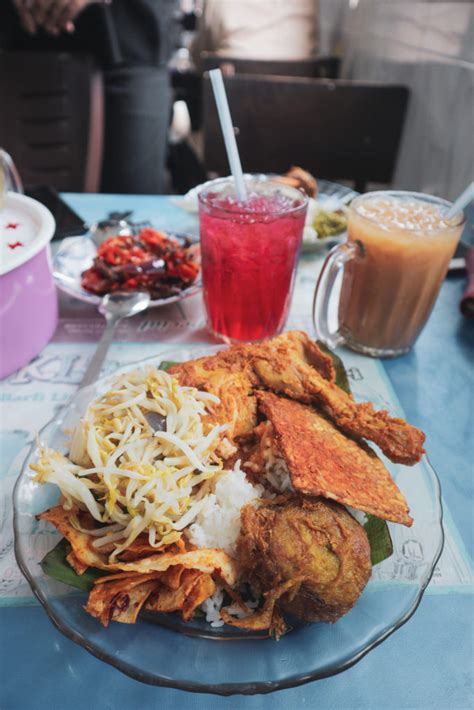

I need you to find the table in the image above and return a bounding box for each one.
[1,195,473,710]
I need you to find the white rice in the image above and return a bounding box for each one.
[201,588,261,628]
[263,452,292,492]
[345,505,369,526]
[244,421,293,493]
[184,429,292,627]
[201,587,226,627]
[185,461,265,625]
[186,461,265,556]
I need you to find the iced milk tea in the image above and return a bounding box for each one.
[338,192,464,355]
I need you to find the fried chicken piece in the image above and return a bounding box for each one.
[220,578,296,638]
[237,496,372,623]
[256,391,412,526]
[171,364,258,440]
[253,362,426,465]
[168,331,334,440]
[170,331,425,465]
[248,335,425,464]
[274,166,318,198]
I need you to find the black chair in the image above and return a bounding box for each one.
[0,51,104,192]
[202,74,409,193]
[201,53,340,80]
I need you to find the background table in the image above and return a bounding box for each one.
[1,195,473,710]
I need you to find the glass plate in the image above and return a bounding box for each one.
[53,234,201,308]
[13,344,444,696]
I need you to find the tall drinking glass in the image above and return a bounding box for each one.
[198,175,308,342]
[313,191,465,357]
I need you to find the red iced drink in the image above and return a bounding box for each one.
[198,177,307,341]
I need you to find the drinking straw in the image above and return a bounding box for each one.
[209,69,248,202]
[446,181,474,219]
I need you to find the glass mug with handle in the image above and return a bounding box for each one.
[0,148,23,210]
[313,191,465,357]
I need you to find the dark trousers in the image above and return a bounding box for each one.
[0,1,173,195]
[101,66,171,194]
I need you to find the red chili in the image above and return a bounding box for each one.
[82,229,198,297]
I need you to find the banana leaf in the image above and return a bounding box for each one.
[158,360,179,372]
[364,514,393,566]
[316,340,351,394]
[40,539,105,592]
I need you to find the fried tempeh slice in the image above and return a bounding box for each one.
[38,506,111,569]
[257,391,413,526]
[116,535,186,562]
[113,548,238,586]
[88,565,216,625]
[181,573,216,622]
[145,569,201,614]
[157,564,186,590]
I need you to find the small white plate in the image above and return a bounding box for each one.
[53,234,201,308]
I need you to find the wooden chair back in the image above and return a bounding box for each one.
[0,51,104,192]
[201,53,340,79]
[202,74,409,192]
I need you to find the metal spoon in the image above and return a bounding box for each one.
[80,291,151,388]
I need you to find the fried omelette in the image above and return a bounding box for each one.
[227,496,372,629]
[169,331,425,465]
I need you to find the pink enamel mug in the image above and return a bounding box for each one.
[0,149,58,379]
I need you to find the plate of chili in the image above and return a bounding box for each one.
[53,228,201,307]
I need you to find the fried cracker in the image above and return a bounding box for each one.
[39,506,239,584]
[86,574,160,626]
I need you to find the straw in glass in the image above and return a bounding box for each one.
[209,69,248,202]
[446,181,474,219]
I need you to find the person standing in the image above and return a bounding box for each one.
[193,0,320,63]
[1,0,178,193]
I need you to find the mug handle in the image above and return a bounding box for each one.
[312,240,364,350]
[0,148,24,195]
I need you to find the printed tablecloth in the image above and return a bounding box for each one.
[1,194,472,710]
